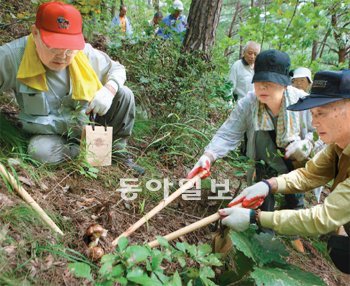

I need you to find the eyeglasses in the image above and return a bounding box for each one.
[37,33,78,57]
[46,47,77,57]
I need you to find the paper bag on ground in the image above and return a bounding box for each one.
[81,125,113,166]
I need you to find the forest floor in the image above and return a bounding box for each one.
[1,139,350,285]
[1,0,350,285]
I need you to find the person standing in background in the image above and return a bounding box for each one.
[228,41,261,101]
[291,67,313,93]
[111,5,133,36]
[156,1,187,40]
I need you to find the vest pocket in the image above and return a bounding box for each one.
[22,92,50,116]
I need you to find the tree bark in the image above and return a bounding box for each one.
[331,12,348,64]
[338,48,346,63]
[182,0,223,61]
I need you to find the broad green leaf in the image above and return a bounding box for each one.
[229,229,256,263]
[186,267,199,279]
[197,244,212,256]
[200,277,219,286]
[185,243,197,256]
[251,266,326,286]
[111,264,124,278]
[118,236,129,251]
[115,277,128,285]
[153,270,169,284]
[157,236,170,247]
[125,245,150,265]
[68,262,92,281]
[199,266,215,279]
[252,232,288,266]
[100,253,116,263]
[230,229,288,266]
[175,242,186,252]
[127,267,162,286]
[146,260,152,272]
[177,256,186,268]
[98,261,113,276]
[151,254,163,270]
[167,271,182,286]
[207,255,222,266]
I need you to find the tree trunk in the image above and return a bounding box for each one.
[331,13,347,65]
[338,48,346,64]
[182,0,223,61]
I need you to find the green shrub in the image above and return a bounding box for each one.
[69,236,222,285]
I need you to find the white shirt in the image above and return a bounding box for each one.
[228,59,254,100]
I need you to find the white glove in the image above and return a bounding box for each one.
[285,139,313,161]
[228,181,270,209]
[187,153,212,179]
[86,86,114,116]
[219,207,252,232]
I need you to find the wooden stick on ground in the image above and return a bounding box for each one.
[148,203,242,248]
[0,163,64,236]
[112,170,208,246]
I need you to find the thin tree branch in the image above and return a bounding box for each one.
[279,0,299,50]
[318,28,331,58]
[227,0,241,38]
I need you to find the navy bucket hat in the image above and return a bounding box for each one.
[252,49,291,86]
[287,70,350,111]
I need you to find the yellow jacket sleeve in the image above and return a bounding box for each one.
[275,144,337,194]
[260,178,350,235]
[259,144,350,236]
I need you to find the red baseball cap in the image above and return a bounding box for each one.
[35,2,85,50]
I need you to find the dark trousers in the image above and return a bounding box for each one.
[256,163,305,211]
[327,235,350,274]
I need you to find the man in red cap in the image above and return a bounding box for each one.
[219,70,350,274]
[0,2,144,174]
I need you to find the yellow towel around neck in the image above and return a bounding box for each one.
[17,34,102,102]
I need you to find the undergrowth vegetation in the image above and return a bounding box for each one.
[69,236,222,285]
[0,34,330,284]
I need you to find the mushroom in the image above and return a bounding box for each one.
[87,246,104,261]
[84,224,108,247]
[85,224,108,238]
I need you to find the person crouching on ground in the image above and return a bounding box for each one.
[0,1,143,174]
